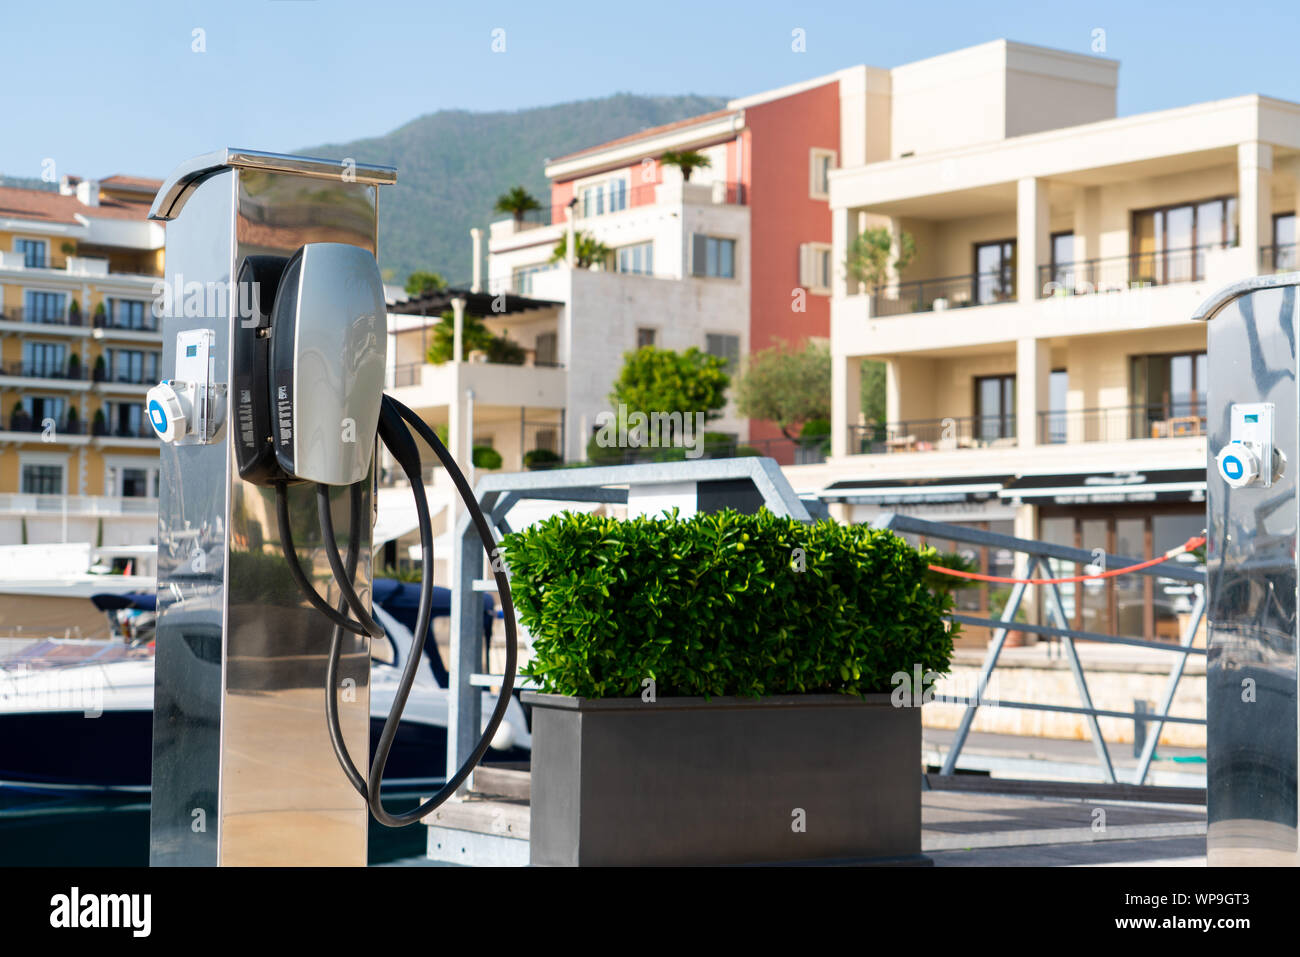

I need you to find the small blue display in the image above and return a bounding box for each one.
[185,344,198,358]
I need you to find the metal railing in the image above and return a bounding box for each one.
[5,416,90,435]
[870,269,1015,317]
[0,361,91,381]
[93,313,160,333]
[1038,243,1231,297]
[0,492,156,514]
[847,416,1016,454]
[0,307,87,327]
[1261,243,1297,273]
[876,514,1205,785]
[1039,404,1206,444]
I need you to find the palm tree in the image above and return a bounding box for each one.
[494,186,542,226]
[550,231,611,269]
[659,149,712,183]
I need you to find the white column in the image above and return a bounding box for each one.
[1017,177,1049,302]
[1238,142,1273,272]
[470,228,483,293]
[832,206,853,299]
[565,202,577,268]
[1016,337,1050,448]
[831,353,862,458]
[451,296,466,363]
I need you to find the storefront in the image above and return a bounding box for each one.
[821,468,1206,646]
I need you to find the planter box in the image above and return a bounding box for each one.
[523,691,923,866]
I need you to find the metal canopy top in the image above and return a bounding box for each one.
[1191,270,1300,322]
[149,148,398,221]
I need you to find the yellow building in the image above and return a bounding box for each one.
[0,174,164,556]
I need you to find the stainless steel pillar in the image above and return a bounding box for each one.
[1195,274,1300,865]
[147,150,396,866]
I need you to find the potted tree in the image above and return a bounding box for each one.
[93,354,107,383]
[503,509,954,866]
[549,231,610,270]
[658,149,712,183]
[67,352,81,381]
[68,298,82,327]
[93,300,107,328]
[523,448,562,470]
[494,185,542,227]
[65,405,80,435]
[92,408,108,437]
[845,226,916,296]
[10,401,30,433]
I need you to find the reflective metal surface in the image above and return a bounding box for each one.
[150,153,388,866]
[1204,283,1300,865]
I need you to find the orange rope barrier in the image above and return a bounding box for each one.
[927,535,1206,586]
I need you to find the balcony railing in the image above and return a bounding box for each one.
[542,181,748,225]
[1038,404,1207,444]
[96,422,157,439]
[93,313,160,333]
[0,307,89,327]
[1038,243,1231,297]
[848,416,1017,454]
[1262,243,1297,273]
[390,354,566,387]
[869,268,1016,318]
[5,416,90,436]
[0,493,157,514]
[0,361,91,382]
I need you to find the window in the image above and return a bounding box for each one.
[974,374,1015,442]
[1132,197,1237,284]
[21,463,63,495]
[109,299,149,330]
[706,333,740,371]
[800,243,833,292]
[615,242,654,276]
[105,461,159,498]
[809,149,836,199]
[973,240,1016,305]
[512,263,554,295]
[108,401,146,438]
[1047,232,1075,291]
[21,395,65,429]
[636,327,657,349]
[1044,369,1069,444]
[534,332,559,367]
[1272,212,1296,271]
[24,290,66,323]
[579,178,628,218]
[108,349,158,384]
[692,235,736,279]
[1130,352,1207,437]
[22,341,66,378]
[16,239,47,268]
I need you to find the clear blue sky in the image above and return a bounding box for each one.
[2,0,1298,180]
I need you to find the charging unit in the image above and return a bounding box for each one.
[1193,273,1300,866]
[146,150,517,866]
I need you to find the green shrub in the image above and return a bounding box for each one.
[523,448,562,470]
[500,509,954,698]
[472,446,503,470]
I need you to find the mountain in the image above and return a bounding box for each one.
[300,93,729,286]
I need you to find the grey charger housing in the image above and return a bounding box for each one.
[269,242,388,486]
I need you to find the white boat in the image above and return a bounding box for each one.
[0,581,530,792]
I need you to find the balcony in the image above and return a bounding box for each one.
[0,250,161,280]
[1038,243,1233,297]
[2,415,91,441]
[0,492,156,515]
[1262,243,1297,273]
[0,361,92,386]
[848,416,1017,454]
[1039,405,1206,444]
[870,269,1015,318]
[0,307,91,330]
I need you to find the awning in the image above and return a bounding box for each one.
[999,468,1206,505]
[819,475,1012,506]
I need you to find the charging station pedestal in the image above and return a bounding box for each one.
[1195,274,1300,866]
[147,150,396,866]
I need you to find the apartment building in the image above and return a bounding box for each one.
[0,175,164,553]
[811,40,1300,644]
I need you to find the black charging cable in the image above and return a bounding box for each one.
[311,393,518,827]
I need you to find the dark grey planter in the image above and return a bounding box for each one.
[522,691,924,866]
